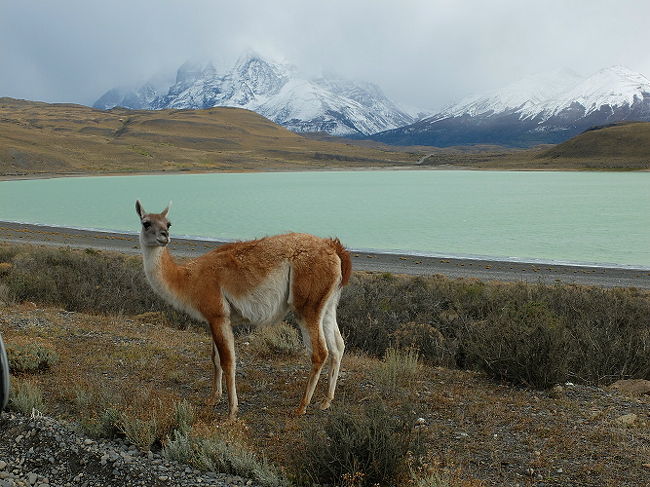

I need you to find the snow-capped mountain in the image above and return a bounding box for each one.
[94,53,414,136]
[373,65,650,147]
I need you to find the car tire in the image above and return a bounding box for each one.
[0,333,9,411]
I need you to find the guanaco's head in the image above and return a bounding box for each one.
[135,200,172,248]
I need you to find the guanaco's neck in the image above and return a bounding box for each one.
[141,244,188,301]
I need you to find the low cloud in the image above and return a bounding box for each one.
[2,0,649,111]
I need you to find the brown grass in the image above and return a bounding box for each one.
[0,97,420,176]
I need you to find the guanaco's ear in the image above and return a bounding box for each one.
[161,201,172,218]
[135,200,145,219]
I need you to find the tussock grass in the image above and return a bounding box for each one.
[9,379,45,414]
[164,430,288,487]
[373,347,422,395]
[119,415,159,451]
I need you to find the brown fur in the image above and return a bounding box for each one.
[136,201,350,419]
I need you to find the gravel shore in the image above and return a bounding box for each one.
[1,220,649,288]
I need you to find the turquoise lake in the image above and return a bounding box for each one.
[1,170,649,266]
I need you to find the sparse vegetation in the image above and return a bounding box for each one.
[2,272,650,485]
[247,322,303,358]
[2,244,650,390]
[0,98,419,177]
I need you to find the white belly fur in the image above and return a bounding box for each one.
[223,263,291,327]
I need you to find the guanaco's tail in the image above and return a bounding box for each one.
[331,238,352,287]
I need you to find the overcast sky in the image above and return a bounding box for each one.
[2,0,650,111]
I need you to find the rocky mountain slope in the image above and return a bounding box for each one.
[94,53,414,136]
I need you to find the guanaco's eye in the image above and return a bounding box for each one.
[143,221,151,229]
[167,222,172,229]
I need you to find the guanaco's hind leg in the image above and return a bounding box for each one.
[209,317,238,420]
[207,343,223,406]
[295,316,329,415]
[320,293,345,410]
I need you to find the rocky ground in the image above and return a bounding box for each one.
[0,412,257,487]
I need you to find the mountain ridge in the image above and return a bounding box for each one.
[94,53,414,137]
[373,65,650,147]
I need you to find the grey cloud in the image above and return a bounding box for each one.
[2,0,649,111]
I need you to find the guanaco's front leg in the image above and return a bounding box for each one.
[209,316,238,420]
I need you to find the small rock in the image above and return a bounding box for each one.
[27,473,38,485]
[610,379,650,397]
[83,439,93,445]
[615,413,638,426]
[549,385,564,398]
[0,463,6,471]
[157,476,168,481]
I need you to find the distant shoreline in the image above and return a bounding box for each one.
[1,220,648,289]
[2,163,646,182]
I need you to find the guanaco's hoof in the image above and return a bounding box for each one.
[319,399,332,410]
[294,407,307,416]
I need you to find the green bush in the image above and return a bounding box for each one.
[294,401,421,487]
[7,343,59,373]
[461,301,569,388]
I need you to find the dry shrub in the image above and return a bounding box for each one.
[392,322,455,366]
[4,244,650,389]
[294,401,422,487]
[247,322,303,358]
[0,245,199,329]
[7,343,59,373]
[0,262,12,275]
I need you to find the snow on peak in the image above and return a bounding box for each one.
[439,68,583,120]
[434,65,650,123]
[550,65,650,115]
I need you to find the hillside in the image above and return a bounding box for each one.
[537,122,650,167]
[418,122,650,170]
[0,98,419,177]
